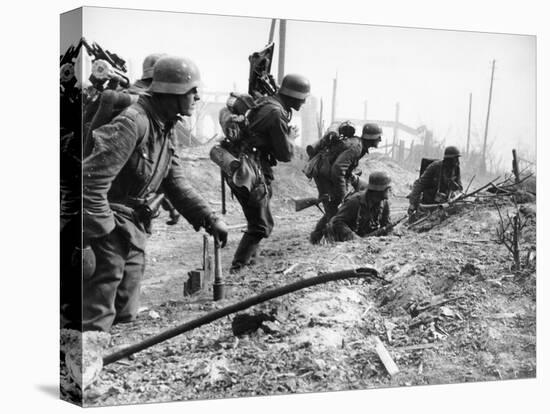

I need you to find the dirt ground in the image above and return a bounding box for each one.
[61,148,537,407]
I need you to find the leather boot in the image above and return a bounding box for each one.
[309,214,329,244]
[230,233,261,273]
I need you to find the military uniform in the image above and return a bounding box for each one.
[309,136,369,242]
[325,190,390,242]
[82,94,217,332]
[227,94,293,268]
[408,159,463,206]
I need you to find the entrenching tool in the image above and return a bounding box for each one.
[102,267,384,367]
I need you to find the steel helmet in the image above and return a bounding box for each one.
[338,121,356,138]
[141,53,166,80]
[367,171,392,191]
[361,123,383,141]
[444,145,461,158]
[149,56,201,95]
[278,74,311,100]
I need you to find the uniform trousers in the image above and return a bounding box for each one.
[83,227,145,332]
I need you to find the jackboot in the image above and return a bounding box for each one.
[230,233,262,273]
[309,214,330,244]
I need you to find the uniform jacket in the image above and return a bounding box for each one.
[327,191,390,240]
[244,94,293,182]
[408,159,463,206]
[83,95,215,250]
[328,137,368,201]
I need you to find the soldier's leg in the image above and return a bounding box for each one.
[230,183,273,271]
[114,246,145,324]
[60,218,82,330]
[310,178,337,244]
[82,229,129,332]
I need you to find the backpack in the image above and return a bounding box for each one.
[303,131,351,179]
[218,92,256,145]
[83,89,139,157]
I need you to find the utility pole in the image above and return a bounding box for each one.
[392,102,400,159]
[331,74,338,124]
[482,59,495,172]
[466,92,472,156]
[363,100,368,121]
[268,19,276,44]
[277,19,287,84]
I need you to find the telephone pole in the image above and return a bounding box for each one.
[331,74,338,124]
[277,19,287,84]
[466,92,472,155]
[268,19,276,44]
[482,60,495,172]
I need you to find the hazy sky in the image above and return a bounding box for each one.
[62,6,536,168]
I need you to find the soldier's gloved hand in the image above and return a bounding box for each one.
[208,218,228,248]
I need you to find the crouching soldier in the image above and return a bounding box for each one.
[308,122,383,244]
[324,171,391,242]
[80,56,228,332]
[407,145,463,217]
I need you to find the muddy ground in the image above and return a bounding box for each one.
[61,149,537,407]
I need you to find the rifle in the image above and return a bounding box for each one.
[366,214,408,237]
[294,195,328,213]
[248,42,278,98]
[409,177,501,227]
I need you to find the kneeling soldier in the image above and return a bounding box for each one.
[325,171,391,242]
[407,145,463,217]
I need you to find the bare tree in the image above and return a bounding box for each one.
[494,202,529,271]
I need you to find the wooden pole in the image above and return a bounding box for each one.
[277,19,286,84]
[482,60,496,172]
[363,100,368,121]
[268,19,276,44]
[392,102,400,159]
[512,149,520,183]
[331,74,338,124]
[466,92,472,156]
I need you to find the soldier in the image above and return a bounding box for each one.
[228,73,311,273]
[80,56,228,332]
[324,171,392,242]
[130,52,181,225]
[309,122,383,244]
[407,145,463,216]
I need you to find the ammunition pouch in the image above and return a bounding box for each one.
[111,193,165,233]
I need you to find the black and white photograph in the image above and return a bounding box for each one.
[51,1,543,411]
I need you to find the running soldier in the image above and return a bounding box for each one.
[228,73,311,272]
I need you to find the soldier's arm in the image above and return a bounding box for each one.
[163,155,218,231]
[82,114,139,239]
[266,108,293,162]
[409,162,438,207]
[330,197,360,239]
[453,167,463,191]
[330,147,361,202]
[380,200,391,227]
